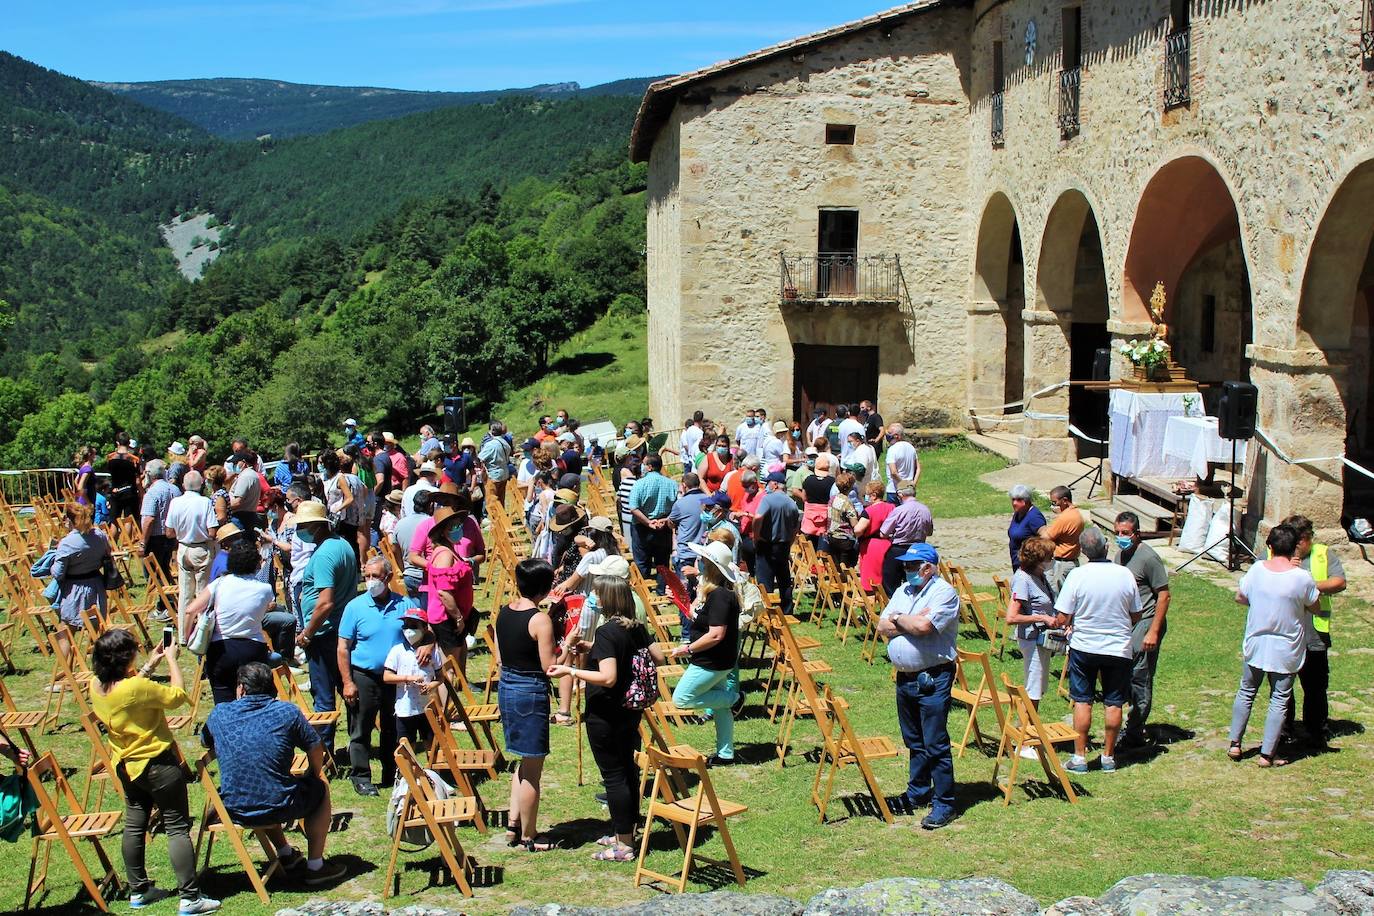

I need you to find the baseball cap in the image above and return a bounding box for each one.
[897,543,939,566]
[344,418,358,427]
[764,471,788,484]
[705,491,732,508]
[402,607,428,625]
[521,438,538,452]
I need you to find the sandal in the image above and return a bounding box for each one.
[1227,741,1243,761]
[520,835,558,852]
[593,843,636,862]
[505,823,521,847]
[550,712,574,727]
[1257,753,1290,768]
[595,834,619,847]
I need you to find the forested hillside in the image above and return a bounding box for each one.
[0,52,649,470]
[97,75,661,140]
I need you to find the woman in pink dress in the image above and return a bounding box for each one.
[422,507,475,677]
[855,480,894,594]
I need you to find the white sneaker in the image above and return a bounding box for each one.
[465,634,477,650]
[178,897,221,915]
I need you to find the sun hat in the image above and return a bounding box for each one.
[431,506,461,534]
[417,461,439,477]
[385,490,404,506]
[897,543,940,566]
[294,501,330,526]
[460,437,477,450]
[548,503,587,532]
[215,522,243,544]
[344,418,358,427]
[382,432,398,444]
[588,555,631,578]
[557,431,576,443]
[587,515,614,533]
[554,487,580,506]
[805,447,819,456]
[624,435,645,451]
[168,441,187,456]
[772,421,787,433]
[688,540,742,583]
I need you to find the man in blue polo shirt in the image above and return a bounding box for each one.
[627,453,679,593]
[336,555,418,796]
[295,502,360,752]
[877,543,961,830]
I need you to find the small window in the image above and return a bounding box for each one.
[993,40,1005,93]
[1062,6,1082,70]
[1170,0,1190,33]
[825,123,856,145]
[1201,294,1217,353]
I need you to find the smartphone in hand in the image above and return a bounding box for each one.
[162,626,175,649]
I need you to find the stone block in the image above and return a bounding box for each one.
[801,876,1038,916]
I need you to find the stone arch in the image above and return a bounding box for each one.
[970,192,1026,414]
[1296,157,1374,518]
[1034,188,1110,457]
[1122,155,1253,398]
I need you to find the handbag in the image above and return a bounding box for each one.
[102,556,124,592]
[187,583,218,656]
[1036,627,1068,655]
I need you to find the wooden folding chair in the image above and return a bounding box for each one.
[434,655,504,767]
[271,665,340,779]
[809,552,846,624]
[77,711,127,812]
[0,676,43,761]
[43,628,95,732]
[811,684,897,824]
[992,674,1079,805]
[634,745,747,893]
[992,575,1014,659]
[192,752,283,904]
[423,696,496,820]
[858,585,889,664]
[947,564,1001,647]
[23,751,123,912]
[951,649,1008,758]
[384,739,478,899]
[833,569,867,643]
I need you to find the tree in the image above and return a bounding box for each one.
[5,392,115,469]
[0,297,13,354]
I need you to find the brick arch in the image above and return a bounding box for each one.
[1034,188,1107,322]
[1122,155,1246,325]
[971,191,1026,411]
[973,191,1021,304]
[1298,157,1374,352]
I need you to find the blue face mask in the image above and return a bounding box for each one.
[316,463,326,474]
[905,570,925,590]
[791,430,801,440]
[699,511,716,526]
[624,428,634,437]
[746,418,756,427]
[1115,535,1134,550]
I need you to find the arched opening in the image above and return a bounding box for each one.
[1297,159,1374,519]
[1123,156,1253,413]
[1037,190,1109,458]
[972,193,1026,414]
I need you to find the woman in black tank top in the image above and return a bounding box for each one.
[493,559,558,852]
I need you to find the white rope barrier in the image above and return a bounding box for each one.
[1067,424,1107,446]
[966,380,1071,422]
[1253,426,1374,482]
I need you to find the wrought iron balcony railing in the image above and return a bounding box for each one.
[991,91,1005,147]
[1058,67,1081,138]
[1164,28,1191,110]
[780,253,903,303]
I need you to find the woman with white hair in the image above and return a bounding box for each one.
[1007,484,1047,572]
[800,452,836,548]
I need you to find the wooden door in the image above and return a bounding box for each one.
[793,344,879,425]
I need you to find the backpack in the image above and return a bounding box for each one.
[622,637,658,711]
[386,767,453,849]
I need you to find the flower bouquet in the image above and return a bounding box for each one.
[1119,338,1172,380]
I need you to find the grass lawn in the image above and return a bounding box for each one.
[913,439,1012,519]
[3,553,1371,914]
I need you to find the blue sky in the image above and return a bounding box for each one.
[6,1,897,91]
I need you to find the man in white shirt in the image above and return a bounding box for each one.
[805,407,831,449]
[1054,526,1142,774]
[761,421,790,469]
[400,462,439,518]
[837,405,866,460]
[735,409,765,458]
[163,469,219,634]
[845,431,878,488]
[679,412,704,463]
[884,424,919,502]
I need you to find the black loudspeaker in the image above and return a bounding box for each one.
[1218,381,1258,440]
[442,395,466,435]
[1092,347,1112,382]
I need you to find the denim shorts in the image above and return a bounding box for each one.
[497,668,551,758]
[1067,648,1132,707]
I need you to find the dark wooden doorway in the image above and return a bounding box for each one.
[793,343,879,426]
[1069,321,1110,458]
[818,209,859,297]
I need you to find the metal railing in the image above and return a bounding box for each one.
[780,253,903,302]
[1058,67,1081,138]
[1165,28,1191,109]
[991,91,1005,147]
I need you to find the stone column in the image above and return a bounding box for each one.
[966,302,1011,433]
[1107,319,1155,381]
[1018,308,1076,462]
[1247,344,1349,539]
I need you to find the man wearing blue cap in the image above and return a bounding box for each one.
[877,542,961,830]
[753,471,801,614]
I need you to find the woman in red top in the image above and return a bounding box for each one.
[700,435,734,494]
[855,480,895,594]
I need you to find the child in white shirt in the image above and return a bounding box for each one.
[383,611,445,749]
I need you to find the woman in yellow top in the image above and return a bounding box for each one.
[90,629,220,914]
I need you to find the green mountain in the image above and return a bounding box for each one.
[95,75,663,140]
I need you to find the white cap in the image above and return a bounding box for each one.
[344,418,358,427]
[168,441,187,455]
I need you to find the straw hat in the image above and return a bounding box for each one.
[294,501,330,526]
[382,431,398,444]
[417,461,439,477]
[385,490,404,506]
[431,506,462,536]
[548,503,587,533]
[688,540,742,583]
[215,522,243,544]
[460,438,477,450]
[624,435,645,452]
[588,555,631,578]
[553,488,580,506]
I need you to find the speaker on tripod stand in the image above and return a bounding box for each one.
[1181,381,1259,572]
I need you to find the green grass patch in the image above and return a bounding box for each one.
[916,439,1012,518]
[3,560,1370,914]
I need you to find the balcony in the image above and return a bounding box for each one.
[780,253,903,304]
[1058,67,1081,139]
[1164,28,1191,109]
[991,91,1005,148]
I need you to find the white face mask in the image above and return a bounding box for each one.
[402,627,425,647]
[366,578,387,598]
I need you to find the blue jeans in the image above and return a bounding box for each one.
[895,664,955,819]
[305,632,343,749]
[672,665,737,758]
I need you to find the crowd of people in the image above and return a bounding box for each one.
[4,398,1350,907]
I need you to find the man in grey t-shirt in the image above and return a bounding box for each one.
[1114,512,1170,748]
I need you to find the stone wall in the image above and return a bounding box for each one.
[646,115,684,427]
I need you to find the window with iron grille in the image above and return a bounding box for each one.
[1165,0,1191,109]
[1363,0,1374,71]
[1059,7,1082,139]
[991,41,1005,147]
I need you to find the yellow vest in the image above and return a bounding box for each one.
[1310,542,1331,633]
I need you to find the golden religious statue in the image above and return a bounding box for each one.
[1148,281,1169,342]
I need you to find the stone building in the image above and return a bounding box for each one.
[632,0,1374,535]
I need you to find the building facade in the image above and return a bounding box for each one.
[633,0,1374,537]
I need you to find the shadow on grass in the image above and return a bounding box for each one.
[1327,718,1365,739]
[547,351,616,375]
[389,854,504,895]
[199,851,378,902]
[637,828,767,890]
